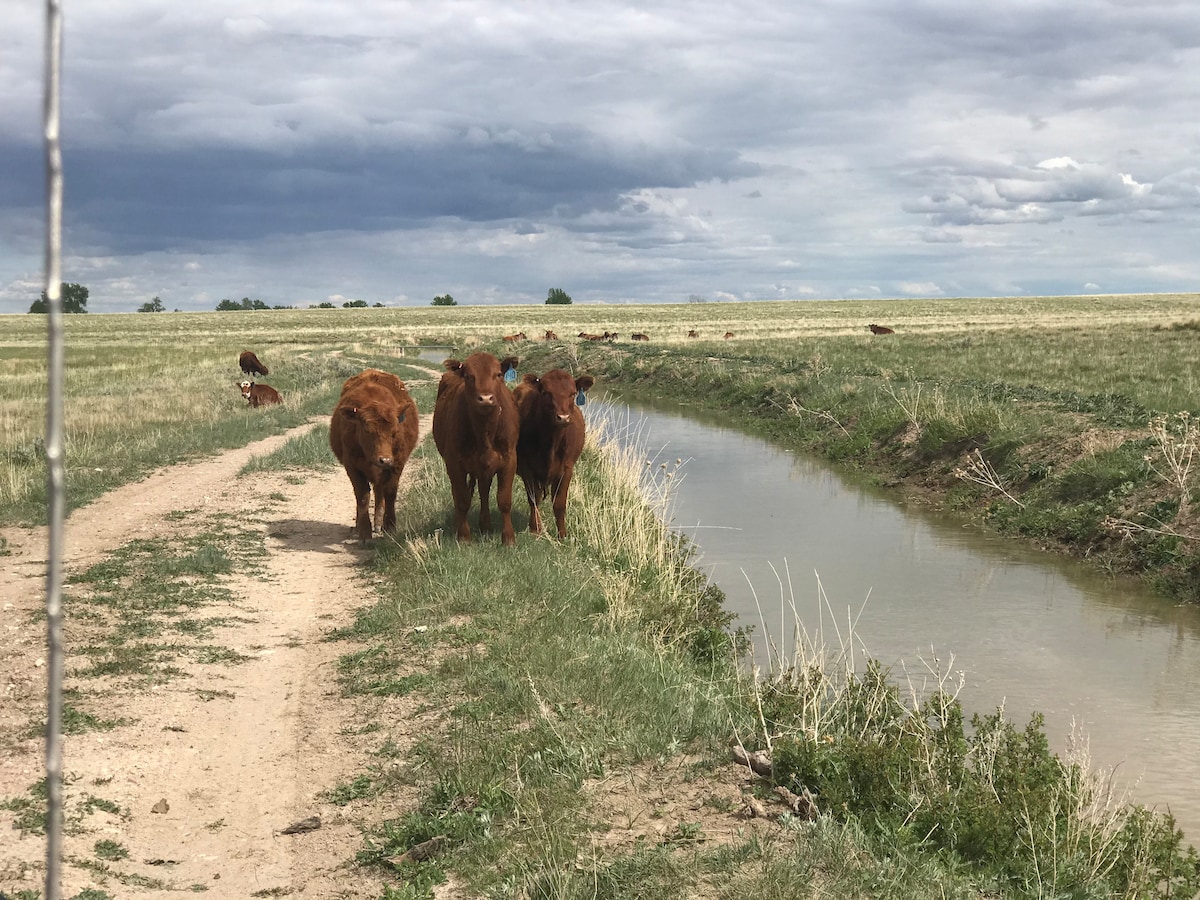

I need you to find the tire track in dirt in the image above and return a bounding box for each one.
[1,415,435,898]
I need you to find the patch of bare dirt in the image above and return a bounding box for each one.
[1,417,433,898]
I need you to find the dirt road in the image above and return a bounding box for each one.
[1,416,434,898]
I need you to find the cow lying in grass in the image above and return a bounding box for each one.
[240,381,282,407]
[433,352,520,545]
[329,369,420,542]
[513,369,595,538]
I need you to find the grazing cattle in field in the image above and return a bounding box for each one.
[503,331,528,342]
[687,329,699,338]
[631,332,649,341]
[514,369,595,538]
[239,381,282,407]
[329,369,420,542]
[723,331,735,339]
[433,352,520,545]
[544,330,559,340]
[239,350,269,377]
[868,324,895,335]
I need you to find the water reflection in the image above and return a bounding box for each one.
[593,393,1200,838]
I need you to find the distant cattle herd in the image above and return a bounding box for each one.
[237,318,896,543]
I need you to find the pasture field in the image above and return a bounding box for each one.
[5,294,1200,896]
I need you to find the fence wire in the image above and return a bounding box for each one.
[43,0,66,898]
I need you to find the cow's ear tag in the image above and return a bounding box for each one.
[575,390,586,407]
[504,367,517,384]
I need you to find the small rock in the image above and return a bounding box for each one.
[280,815,321,835]
[151,798,169,814]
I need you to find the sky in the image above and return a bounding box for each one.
[2,0,1199,314]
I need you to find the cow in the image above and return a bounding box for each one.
[723,331,735,339]
[544,330,559,340]
[579,332,606,341]
[432,352,521,545]
[603,331,619,342]
[868,324,896,335]
[631,332,649,341]
[687,329,699,338]
[329,369,420,542]
[239,381,282,407]
[513,369,595,538]
[239,350,269,377]
[503,332,528,342]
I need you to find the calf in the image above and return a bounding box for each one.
[503,331,528,342]
[631,332,649,341]
[514,369,595,538]
[329,369,420,542]
[240,381,282,407]
[687,329,699,338]
[868,324,895,335]
[723,331,735,339]
[579,332,605,341]
[432,352,520,545]
[239,350,269,377]
[544,330,559,340]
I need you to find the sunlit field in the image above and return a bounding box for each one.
[3,292,1199,525]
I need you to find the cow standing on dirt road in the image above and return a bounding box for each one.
[329,369,420,542]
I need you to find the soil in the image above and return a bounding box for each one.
[1,414,782,899]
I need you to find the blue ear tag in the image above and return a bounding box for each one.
[575,390,586,407]
[504,367,516,384]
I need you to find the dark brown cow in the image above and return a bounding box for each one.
[329,369,420,542]
[868,324,895,335]
[513,370,595,538]
[723,331,735,339]
[631,332,649,341]
[687,329,699,338]
[239,350,269,377]
[544,330,559,340]
[503,331,528,342]
[239,380,282,407]
[603,331,619,342]
[433,352,520,545]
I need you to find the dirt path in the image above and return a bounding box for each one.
[1,415,435,898]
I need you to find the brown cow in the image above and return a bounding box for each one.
[687,329,699,338]
[544,330,559,340]
[723,331,735,339]
[579,332,605,341]
[329,369,420,542]
[433,352,520,545]
[513,370,595,538]
[239,380,282,407]
[631,332,649,341]
[239,350,269,377]
[503,331,528,342]
[868,324,895,335]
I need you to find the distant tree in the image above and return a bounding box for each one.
[272,304,293,310]
[30,282,88,314]
[216,297,269,311]
[687,294,708,304]
[545,288,573,305]
[342,299,369,308]
[137,295,165,313]
[431,294,457,306]
[315,301,336,309]
[373,302,385,308]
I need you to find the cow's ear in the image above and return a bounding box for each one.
[443,359,462,373]
[575,375,595,393]
[521,373,540,387]
[502,355,520,371]
[397,410,406,424]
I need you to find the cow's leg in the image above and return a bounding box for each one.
[347,469,373,542]
[477,472,494,533]
[380,472,400,534]
[497,462,516,546]
[446,468,473,541]
[524,478,543,534]
[551,466,574,539]
[372,478,385,533]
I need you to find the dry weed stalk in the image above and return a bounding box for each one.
[773,396,850,435]
[880,373,923,425]
[1144,411,1196,517]
[954,448,1025,508]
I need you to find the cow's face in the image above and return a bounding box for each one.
[445,352,511,413]
[342,404,406,472]
[526,370,593,426]
[240,381,253,400]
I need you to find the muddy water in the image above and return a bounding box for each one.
[595,394,1200,839]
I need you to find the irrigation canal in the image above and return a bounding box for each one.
[593,393,1200,841]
